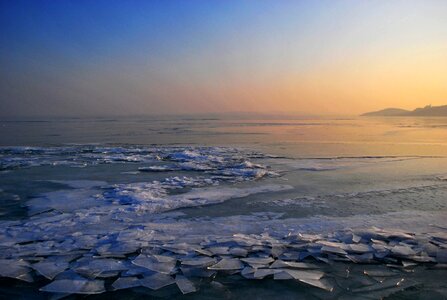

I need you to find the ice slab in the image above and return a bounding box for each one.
[299,278,334,291]
[175,275,197,294]
[281,269,325,281]
[270,260,317,269]
[140,273,175,290]
[391,245,417,257]
[0,259,33,282]
[40,279,105,294]
[253,268,278,279]
[181,256,217,267]
[111,277,141,290]
[229,247,249,257]
[132,254,177,274]
[347,244,373,254]
[32,260,69,280]
[208,258,244,270]
[241,257,274,266]
[73,258,128,278]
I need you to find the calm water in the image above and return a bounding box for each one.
[0,116,447,299]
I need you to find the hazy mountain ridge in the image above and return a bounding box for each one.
[362,105,447,116]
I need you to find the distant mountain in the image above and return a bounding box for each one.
[361,108,410,116]
[410,105,447,116]
[362,105,447,117]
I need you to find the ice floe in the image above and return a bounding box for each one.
[175,275,197,294]
[111,276,141,290]
[0,145,447,298]
[32,258,70,280]
[0,145,277,182]
[1,207,447,296]
[40,279,105,294]
[132,254,177,274]
[139,273,175,290]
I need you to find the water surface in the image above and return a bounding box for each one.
[0,116,446,299]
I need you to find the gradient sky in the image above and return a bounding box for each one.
[1,0,447,117]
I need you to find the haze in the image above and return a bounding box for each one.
[1,0,446,117]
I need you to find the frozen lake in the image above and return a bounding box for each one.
[0,116,447,299]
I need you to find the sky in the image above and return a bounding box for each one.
[1,0,447,117]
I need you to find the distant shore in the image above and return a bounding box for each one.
[362,105,447,117]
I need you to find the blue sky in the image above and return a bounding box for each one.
[1,0,446,116]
